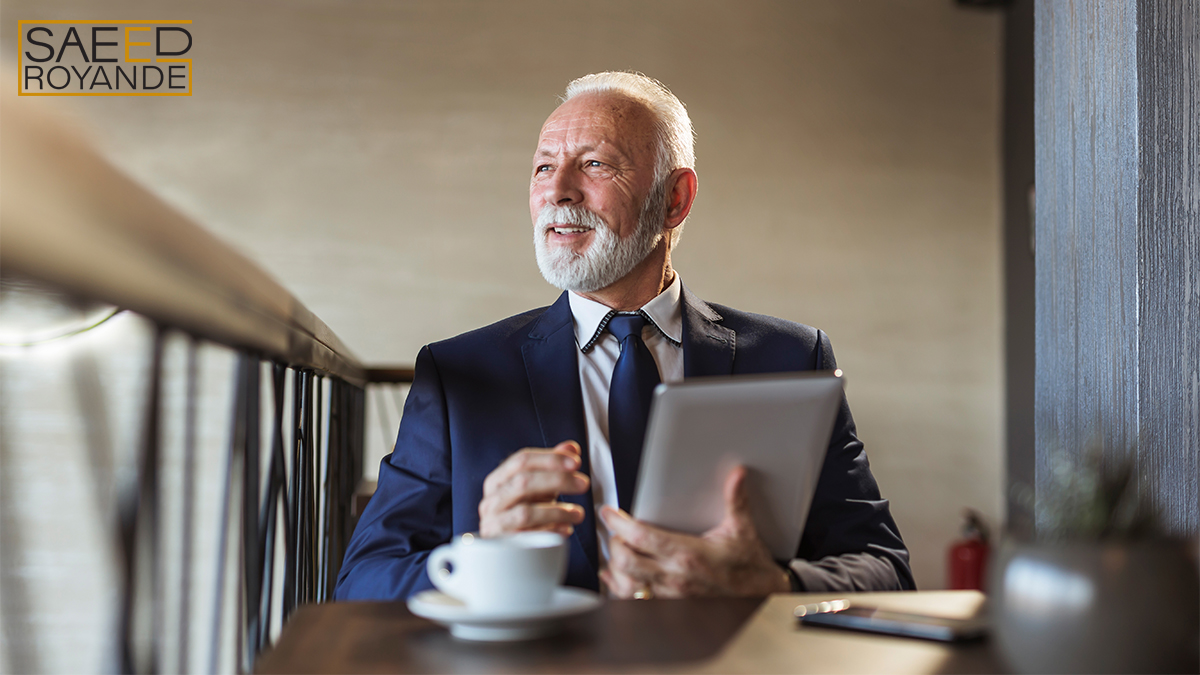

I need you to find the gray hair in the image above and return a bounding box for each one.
[563,72,695,246]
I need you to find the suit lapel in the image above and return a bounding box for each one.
[681,285,736,378]
[521,292,599,580]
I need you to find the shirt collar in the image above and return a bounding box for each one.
[569,273,683,352]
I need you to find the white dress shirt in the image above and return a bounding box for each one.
[567,274,684,564]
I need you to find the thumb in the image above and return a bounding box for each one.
[722,465,753,524]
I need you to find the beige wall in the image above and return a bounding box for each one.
[2,0,1002,591]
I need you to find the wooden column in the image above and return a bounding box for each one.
[1034,0,1199,533]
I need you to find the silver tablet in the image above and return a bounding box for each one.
[630,371,843,560]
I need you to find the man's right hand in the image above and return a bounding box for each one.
[478,440,590,538]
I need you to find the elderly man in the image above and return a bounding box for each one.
[336,72,914,600]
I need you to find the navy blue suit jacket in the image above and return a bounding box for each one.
[335,288,914,600]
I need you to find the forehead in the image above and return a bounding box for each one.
[536,92,656,158]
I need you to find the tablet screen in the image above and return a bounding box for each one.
[630,371,843,560]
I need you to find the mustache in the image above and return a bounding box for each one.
[536,204,608,231]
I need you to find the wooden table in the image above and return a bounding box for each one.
[700,591,999,674]
[256,591,1003,674]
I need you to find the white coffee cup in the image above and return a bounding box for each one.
[426,532,568,613]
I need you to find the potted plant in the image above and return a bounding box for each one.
[990,451,1199,674]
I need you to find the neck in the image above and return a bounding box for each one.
[579,244,674,312]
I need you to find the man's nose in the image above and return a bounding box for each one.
[543,165,583,206]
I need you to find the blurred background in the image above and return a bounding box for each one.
[1,0,1007,670]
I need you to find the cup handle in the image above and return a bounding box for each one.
[426,544,462,598]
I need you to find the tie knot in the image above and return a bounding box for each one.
[606,313,647,341]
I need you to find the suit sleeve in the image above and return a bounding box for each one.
[786,331,916,592]
[334,345,453,601]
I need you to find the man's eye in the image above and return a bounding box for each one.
[535,165,551,174]
[586,160,603,168]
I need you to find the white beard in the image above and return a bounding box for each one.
[533,183,667,293]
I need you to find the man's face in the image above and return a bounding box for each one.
[530,93,665,293]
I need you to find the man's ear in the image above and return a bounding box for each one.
[663,168,698,232]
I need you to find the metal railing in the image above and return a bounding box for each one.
[0,91,380,673]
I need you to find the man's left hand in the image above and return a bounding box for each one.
[599,465,791,598]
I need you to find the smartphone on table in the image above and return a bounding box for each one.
[794,600,988,642]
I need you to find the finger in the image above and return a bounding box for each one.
[608,535,666,582]
[480,496,585,528]
[493,501,585,533]
[483,447,582,496]
[600,566,643,599]
[605,558,686,599]
[550,440,582,462]
[480,500,584,537]
[611,526,715,589]
[544,522,576,537]
[485,519,577,538]
[526,520,578,538]
[600,506,683,557]
[598,569,616,596]
[502,447,581,482]
[485,469,590,512]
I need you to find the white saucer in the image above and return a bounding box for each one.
[407,587,603,641]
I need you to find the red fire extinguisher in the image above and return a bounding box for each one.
[947,509,990,590]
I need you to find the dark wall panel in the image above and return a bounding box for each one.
[1034,0,1140,529]
[1003,0,1035,538]
[1137,0,1199,534]
[1033,0,1198,535]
